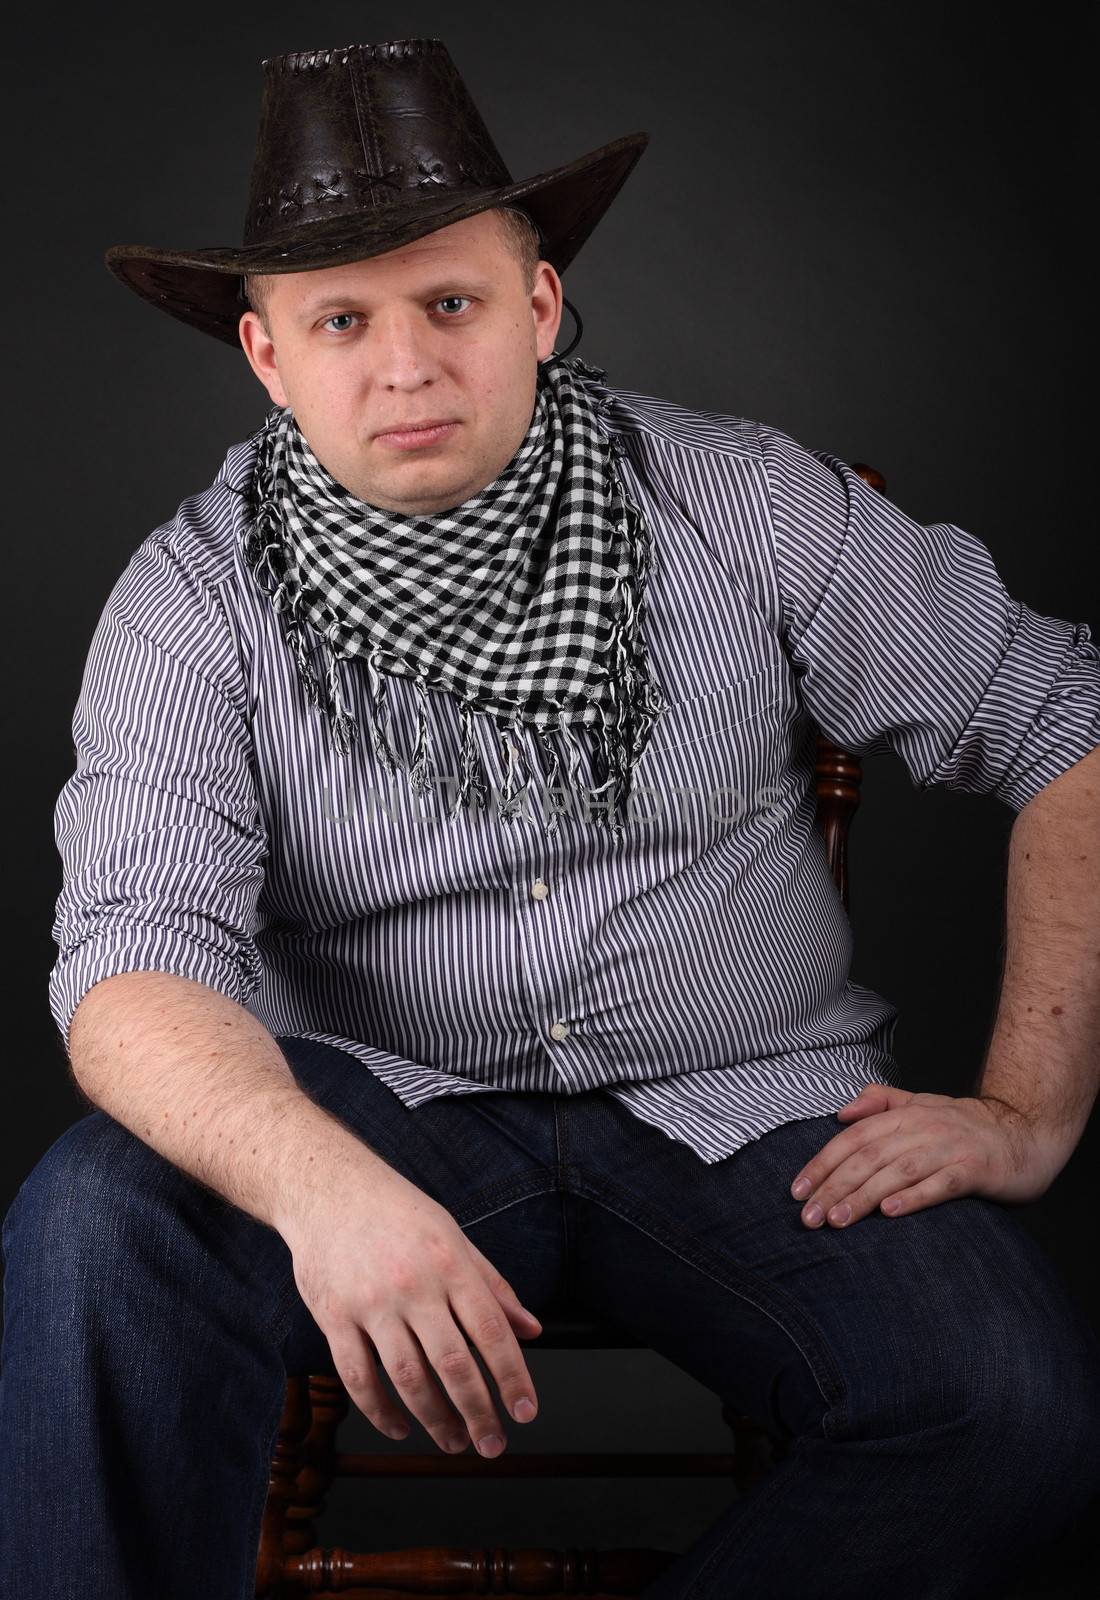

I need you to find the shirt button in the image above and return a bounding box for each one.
[531,878,549,900]
[549,1021,569,1041]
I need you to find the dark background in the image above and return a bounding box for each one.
[3,1,1096,1588]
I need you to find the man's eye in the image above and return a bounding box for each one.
[321,298,472,333]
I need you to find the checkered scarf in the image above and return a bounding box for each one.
[237,352,670,838]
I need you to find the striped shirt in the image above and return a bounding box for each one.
[48,369,1100,1163]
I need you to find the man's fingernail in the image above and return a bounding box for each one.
[513,1396,536,1421]
[791,1177,811,1199]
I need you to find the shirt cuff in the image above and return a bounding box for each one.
[917,605,1100,812]
[49,926,263,1056]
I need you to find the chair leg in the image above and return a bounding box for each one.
[256,1375,312,1599]
[285,1375,351,1556]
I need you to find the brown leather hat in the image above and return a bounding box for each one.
[104,37,649,350]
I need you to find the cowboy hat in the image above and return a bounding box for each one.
[104,37,649,350]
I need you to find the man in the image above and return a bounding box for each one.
[3,36,1099,1600]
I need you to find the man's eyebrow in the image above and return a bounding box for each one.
[297,277,497,317]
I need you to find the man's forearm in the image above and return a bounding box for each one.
[973,743,1100,1163]
[67,969,399,1236]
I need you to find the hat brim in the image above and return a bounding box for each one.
[103,131,648,349]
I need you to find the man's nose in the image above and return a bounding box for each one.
[367,313,443,387]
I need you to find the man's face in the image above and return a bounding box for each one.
[238,210,563,515]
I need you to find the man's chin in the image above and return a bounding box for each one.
[355,476,477,516]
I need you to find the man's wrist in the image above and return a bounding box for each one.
[267,1105,400,1243]
[974,1089,1080,1189]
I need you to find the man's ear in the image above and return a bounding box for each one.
[532,261,564,363]
[238,311,289,408]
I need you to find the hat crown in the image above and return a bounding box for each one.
[242,38,514,247]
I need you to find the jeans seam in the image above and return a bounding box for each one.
[455,1172,559,1229]
[566,1169,850,1439]
[554,1096,578,1306]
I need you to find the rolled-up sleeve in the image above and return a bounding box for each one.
[49,532,268,1055]
[759,423,1100,812]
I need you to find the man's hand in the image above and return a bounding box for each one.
[279,1163,543,1458]
[788,1084,1065,1229]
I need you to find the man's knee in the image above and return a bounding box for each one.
[844,1201,1100,1524]
[965,1301,1100,1515]
[884,1227,1100,1523]
[2,1112,170,1295]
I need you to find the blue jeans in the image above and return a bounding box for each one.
[2,1035,1098,1598]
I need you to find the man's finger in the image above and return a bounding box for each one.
[878,1164,971,1217]
[795,1138,937,1227]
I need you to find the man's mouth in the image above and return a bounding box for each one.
[375,421,461,450]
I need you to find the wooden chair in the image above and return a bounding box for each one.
[255,464,884,1599]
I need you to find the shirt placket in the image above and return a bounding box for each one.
[502,729,599,1091]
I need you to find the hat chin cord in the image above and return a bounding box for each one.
[554,295,583,358]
